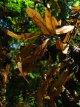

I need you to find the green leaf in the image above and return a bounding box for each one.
[73,1,80,6]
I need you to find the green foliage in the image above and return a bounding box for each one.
[7,0,34,13]
[73,0,80,6]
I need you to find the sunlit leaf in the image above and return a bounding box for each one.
[26,8,51,35]
[45,9,53,33]
[63,32,70,43]
[62,44,69,54]
[56,25,74,34]
[44,96,50,100]
[56,40,69,54]
[17,61,22,73]
[73,1,80,6]
[72,6,80,12]
[4,29,41,40]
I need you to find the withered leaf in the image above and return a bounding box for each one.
[22,55,34,64]
[44,96,50,100]
[56,40,63,50]
[56,40,69,54]
[52,16,58,33]
[4,29,21,39]
[72,6,80,12]
[33,38,49,58]
[26,8,51,35]
[17,61,22,73]
[45,9,53,33]
[56,25,74,34]
[17,61,29,83]
[2,72,8,83]
[63,32,70,43]
[62,44,69,54]
[4,29,41,40]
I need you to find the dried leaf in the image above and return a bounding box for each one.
[56,40,69,54]
[72,6,80,12]
[56,40,63,50]
[58,19,62,26]
[1,64,10,83]
[33,38,49,58]
[56,25,74,34]
[77,19,80,26]
[26,8,51,35]
[17,61,29,83]
[17,61,27,76]
[73,28,78,39]
[4,29,41,40]
[52,16,58,33]
[17,61,22,73]
[22,39,49,63]
[44,96,50,100]
[62,44,69,54]
[51,70,69,97]
[4,29,21,39]
[45,9,53,33]
[63,32,70,43]
[2,72,8,83]
[23,32,41,39]
[19,71,28,77]
[52,16,58,27]
[22,55,34,64]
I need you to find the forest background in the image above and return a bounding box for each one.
[0,0,80,107]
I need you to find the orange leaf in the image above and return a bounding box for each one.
[56,40,69,54]
[45,9,53,33]
[56,40,63,50]
[4,29,41,40]
[63,32,70,43]
[72,6,80,12]
[17,61,22,73]
[52,16,58,33]
[26,8,51,35]
[34,38,49,57]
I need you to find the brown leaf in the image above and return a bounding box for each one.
[51,16,58,33]
[56,40,69,54]
[63,32,70,43]
[45,9,53,33]
[2,72,8,83]
[4,29,21,39]
[17,61,22,73]
[56,40,63,50]
[22,55,34,64]
[1,64,10,84]
[77,19,80,26]
[19,71,28,77]
[4,29,41,40]
[33,38,49,58]
[62,44,69,54]
[50,70,69,99]
[17,61,29,83]
[72,6,80,12]
[56,25,74,34]
[73,28,78,39]
[22,39,49,68]
[26,8,51,35]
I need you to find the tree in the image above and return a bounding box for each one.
[0,0,80,107]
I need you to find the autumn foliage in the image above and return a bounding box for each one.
[0,0,80,106]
